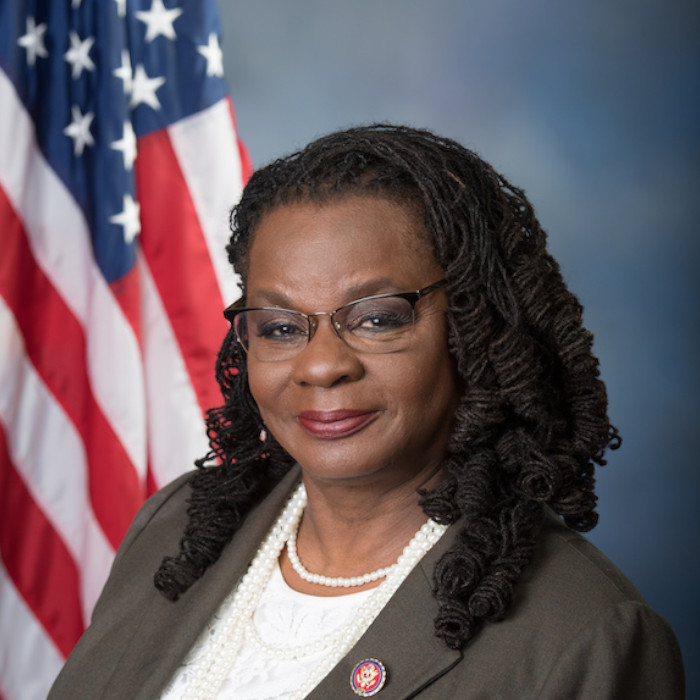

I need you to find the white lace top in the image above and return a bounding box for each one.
[160,563,373,700]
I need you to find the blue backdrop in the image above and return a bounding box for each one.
[219,1,699,693]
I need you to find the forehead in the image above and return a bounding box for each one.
[246,196,442,304]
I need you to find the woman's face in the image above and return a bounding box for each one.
[245,196,461,490]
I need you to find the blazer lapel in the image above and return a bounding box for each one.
[306,522,462,700]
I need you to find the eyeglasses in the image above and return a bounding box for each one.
[224,279,446,362]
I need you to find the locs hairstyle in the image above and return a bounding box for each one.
[155,124,620,650]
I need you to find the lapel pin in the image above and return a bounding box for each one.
[350,658,387,697]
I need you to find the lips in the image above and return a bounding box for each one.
[296,409,380,439]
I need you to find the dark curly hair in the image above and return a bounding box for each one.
[154,124,620,650]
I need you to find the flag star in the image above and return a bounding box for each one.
[113,49,133,95]
[197,33,224,77]
[17,16,48,67]
[110,194,141,243]
[110,121,138,170]
[114,0,127,18]
[71,0,83,8]
[63,105,95,156]
[135,0,183,42]
[130,64,165,110]
[64,31,96,80]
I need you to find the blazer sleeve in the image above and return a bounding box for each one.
[534,599,685,699]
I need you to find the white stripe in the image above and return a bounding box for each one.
[168,98,243,306]
[0,69,146,479]
[138,255,209,488]
[0,561,64,700]
[0,299,116,620]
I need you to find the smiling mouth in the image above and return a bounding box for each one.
[296,410,380,439]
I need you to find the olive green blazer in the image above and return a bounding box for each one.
[48,467,684,699]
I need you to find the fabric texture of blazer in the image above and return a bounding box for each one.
[49,466,685,699]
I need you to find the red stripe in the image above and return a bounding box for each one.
[0,427,84,658]
[0,188,143,548]
[135,130,227,416]
[109,263,142,346]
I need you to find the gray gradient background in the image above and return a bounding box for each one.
[217,1,699,693]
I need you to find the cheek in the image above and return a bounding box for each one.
[247,362,287,419]
[410,350,460,418]
[384,349,457,418]
[409,340,456,386]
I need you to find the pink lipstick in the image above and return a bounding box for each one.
[297,409,379,439]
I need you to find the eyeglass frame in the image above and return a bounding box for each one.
[223,279,447,360]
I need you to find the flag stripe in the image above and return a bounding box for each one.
[0,561,64,700]
[0,297,114,618]
[0,191,142,548]
[0,431,83,657]
[136,129,228,417]
[138,253,210,488]
[0,71,148,480]
[168,98,244,307]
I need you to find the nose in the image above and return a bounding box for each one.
[292,316,364,388]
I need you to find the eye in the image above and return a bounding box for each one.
[344,298,414,336]
[350,311,411,331]
[252,311,308,343]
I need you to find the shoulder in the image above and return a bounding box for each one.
[94,464,303,615]
[79,470,196,634]
[111,470,195,566]
[105,466,301,594]
[449,511,686,698]
[518,509,648,617]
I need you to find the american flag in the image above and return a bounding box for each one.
[0,1,251,698]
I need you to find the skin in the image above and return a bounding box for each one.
[245,195,462,595]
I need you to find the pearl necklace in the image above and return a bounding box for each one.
[287,518,395,587]
[180,482,447,700]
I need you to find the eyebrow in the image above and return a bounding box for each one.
[248,278,405,309]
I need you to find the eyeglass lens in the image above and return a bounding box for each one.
[234,295,416,361]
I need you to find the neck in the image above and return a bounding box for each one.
[279,466,443,596]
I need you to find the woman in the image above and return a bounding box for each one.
[49,125,684,699]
